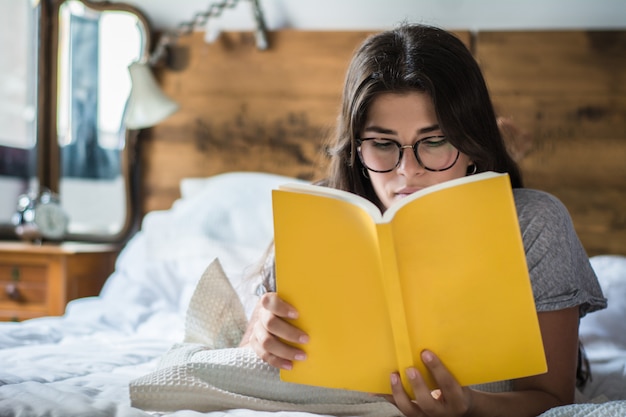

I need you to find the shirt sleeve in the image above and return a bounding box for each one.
[515,189,607,317]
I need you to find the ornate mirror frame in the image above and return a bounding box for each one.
[47,0,151,242]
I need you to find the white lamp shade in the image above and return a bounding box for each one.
[125,62,179,130]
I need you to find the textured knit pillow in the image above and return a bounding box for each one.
[130,258,400,415]
[184,258,248,348]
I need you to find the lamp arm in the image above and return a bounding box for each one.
[148,0,268,66]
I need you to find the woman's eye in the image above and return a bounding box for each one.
[372,139,396,150]
[423,137,447,147]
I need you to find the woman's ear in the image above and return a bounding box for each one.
[497,117,533,162]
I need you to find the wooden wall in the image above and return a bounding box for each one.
[141,31,378,211]
[476,31,626,256]
[142,29,626,256]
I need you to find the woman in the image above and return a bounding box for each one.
[240,24,606,417]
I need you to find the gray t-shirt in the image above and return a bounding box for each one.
[513,188,606,317]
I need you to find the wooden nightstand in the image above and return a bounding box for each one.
[0,242,118,322]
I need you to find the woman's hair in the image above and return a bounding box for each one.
[324,24,523,210]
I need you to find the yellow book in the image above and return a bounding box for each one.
[272,171,547,395]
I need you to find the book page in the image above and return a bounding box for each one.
[273,189,399,393]
[389,173,546,387]
[278,182,383,222]
[382,171,504,222]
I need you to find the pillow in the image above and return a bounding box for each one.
[184,259,247,348]
[139,172,308,317]
[130,257,397,415]
[178,172,304,200]
[177,172,307,247]
[580,255,626,356]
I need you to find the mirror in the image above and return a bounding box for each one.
[50,0,151,241]
[0,0,41,237]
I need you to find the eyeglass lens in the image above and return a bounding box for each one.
[358,137,459,172]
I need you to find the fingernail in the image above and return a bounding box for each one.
[282,362,293,370]
[406,367,418,380]
[294,353,307,361]
[288,310,299,319]
[422,350,434,363]
[390,373,399,385]
[298,334,309,344]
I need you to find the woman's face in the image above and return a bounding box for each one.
[359,91,473,210]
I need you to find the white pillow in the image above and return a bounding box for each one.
[179,172,305,200]
[143,172,307,260]
[580,255,626,357]
[140,172,308,318]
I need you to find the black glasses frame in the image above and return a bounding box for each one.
[356,136,461,173]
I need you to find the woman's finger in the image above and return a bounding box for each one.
[261,292,299,319]
[254,315,307,358]
[259,296,309,345]
[249,326,299,370]
[416,350,472,416]
[245,293,309,370]
[390,372,425,417]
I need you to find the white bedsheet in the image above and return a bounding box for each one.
[0,173,624,417]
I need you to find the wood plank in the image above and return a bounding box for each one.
[158,30,374,99]
[477,31,626,95]
[551,186,626,257]
[141,95,335,211]
[493,95,626,188]
[477,31,626,256]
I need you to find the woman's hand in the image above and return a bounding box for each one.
[390,350,473,417]
[239,292,309,370]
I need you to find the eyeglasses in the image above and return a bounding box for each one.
[357,136,460,173]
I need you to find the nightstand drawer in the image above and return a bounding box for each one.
[0,264,48,304]
[0,242,118,321]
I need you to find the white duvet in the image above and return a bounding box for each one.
[0,172,625,417]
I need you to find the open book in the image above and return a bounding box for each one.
[272,171,547,395]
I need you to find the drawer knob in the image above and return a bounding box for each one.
[5,283,21,301]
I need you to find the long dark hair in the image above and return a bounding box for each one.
[324,24,523,210]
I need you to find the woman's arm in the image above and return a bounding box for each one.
[391,307,580,417]
[475,307,580,415]
[239,292,309,370]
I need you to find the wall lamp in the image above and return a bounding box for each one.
[125,0,269,130]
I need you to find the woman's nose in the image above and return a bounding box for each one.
[397,146,425,175]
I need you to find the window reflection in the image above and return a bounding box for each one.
[55,0,146,238]
[0,0,39,228]
[0,0,147,240]
[57,2,141,179]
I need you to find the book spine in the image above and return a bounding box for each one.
[377,222,415,396]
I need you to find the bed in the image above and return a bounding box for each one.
[0,171,625,417]
[1,27,625,416]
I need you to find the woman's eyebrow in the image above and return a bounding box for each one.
[363,125,396,135]
[417,124,441,135]
[363,124,440,136]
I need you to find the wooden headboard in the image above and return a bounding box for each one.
[143,29,626,256]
